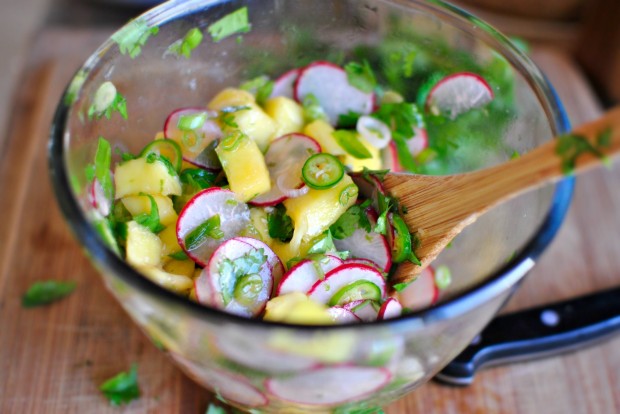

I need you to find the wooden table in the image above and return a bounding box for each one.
[1,28,618,413]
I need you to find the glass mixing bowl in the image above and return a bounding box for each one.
[49,0,573,411]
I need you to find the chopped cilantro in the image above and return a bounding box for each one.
[392,281,411,292]
[218,248,267,305]
[302,93,328,123]
[332,130,372,159]
[510,150,520,159]
[168,251,189,260]
[111,18,159,59]
[208,7,251,42]
[167,27,204,58]
[597,127,612,148]
[185,215,225,250]
[88,82,128,120]
[240,75,274,106]
[344,60,377,93]
[134,193,166,233]
[306,230,348,258]
[555,131,610,174]
[99,364,140,406]
[330,202,372,239]
[92,137,114,200]
[180,168,217,190]
[338,111,362,128]
[267,204,294,242]
[219,105,251,128]
[361,167,390,182]
[22,280,77,307]
[374,210,388,235]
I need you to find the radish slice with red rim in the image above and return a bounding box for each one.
[333,209,391,273]
[265,365,391,406]
[327,306,361,324]
[276,173,309,199]
[308,263,386,305]
[294,61,374,126]
[237,236,284,295]
[356,115,391,149]
[88,178,111,217]
[343,258,383,272]
[426,72,494,118]
[163,107,223,170]
[277,255,343,296]
[381,141,403,173]
[377,297,403,320]
[342,299,379,322]
[406,127,428,156]
[176,188,250,266]
[270,68,300,99]
[194,269,216,305]
[396,266,439,311]
[207,237,273,317]
[250,133,321,206]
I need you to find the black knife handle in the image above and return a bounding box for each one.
[435,287,620,386]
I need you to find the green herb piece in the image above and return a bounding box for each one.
[330,201,372,239]
[112,18,159,59]
[22,280,77,307]
[178,111,208,131]
[206,403,228,414]
[218,248,267,305]
[180,168,218,190]
[90,137,114,201]
[240,75,274,106]
[306,230,348,259]
[302,93,328,123]
[167,27,204,58]
[333,406,385,414]
[93,217,122,255]
[339,183,359,207]
[344,60,377,93]
[267,204,294,242]
[510,150,520,159]
[185,215,225,250]
[100,364,140,406]
[434,265,452,290]
[392,281,411,292]
[145,152,178,177]
[134,194,166,233]
[88,82,128,120]
[219,130,247,152]
[208,6,251,43]
[219,105,251,128]
[555,132,609,174]
[361,167,390,183]
[332,130,372,159]
[64,69,87,106]
[338,111,362,128]
[168,251,189,260]
[374,210,388,235]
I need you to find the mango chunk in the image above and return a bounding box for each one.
[264,292,333,325]
[303,120,345,155]
[114,157,181,198]
[122,195,177,226]
[341,135,382,172]
[126,221,162,267]
[162,257,195,278]
[242,207,273,246]
[135,265,193,295]
[264,96,305,138]
[158,224,182,258]
[216,131,271,202]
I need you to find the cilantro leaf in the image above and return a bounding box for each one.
[374,210,388,235]
[240,75,274,106]
[332,130,372,159]
[361,167,390,182]
[330,203,372,239]
[208,7,251,43]
[92,137,114,200]
[392,282,411,292]
[22,280,77,307]
[302,93,328,123]
[112,18,159,59]
[99,364,140,406]
[218,248,267,305]
[185,215,225,250]
[180,168,218,190]
[134,194,166,233]
[338,111,362,128]
[306,230,348,258]
[555,133,605,174]
[167,27,204,58]
[345,60,377,93]
[267,204,294,242]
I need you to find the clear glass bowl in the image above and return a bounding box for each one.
[49,0,573,411]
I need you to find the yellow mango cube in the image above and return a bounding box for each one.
[122,195,177,226]
[242,207,273,246]
[264,292,333,325]
[162,257,195,278]
[304,120,345,155]
[135,265,193,295]
[341,135,382,172]
[158,224,182,258]
[264,96,305,138]
[114,157,181,198]
[207,88,255,108]
[126,221,163,267]
[215,131,271,202]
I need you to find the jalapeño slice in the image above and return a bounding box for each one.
[140,139,183,172]
[329,280,382,307]
[302,153,345,190]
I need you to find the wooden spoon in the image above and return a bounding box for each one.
[384,106,620,284]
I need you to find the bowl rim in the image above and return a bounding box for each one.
[48,0,574,331]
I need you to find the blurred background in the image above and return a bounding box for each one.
[0,0,618,144]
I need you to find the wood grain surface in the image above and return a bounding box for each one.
[0,29,618,413]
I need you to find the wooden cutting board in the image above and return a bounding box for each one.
[0,28,618,414]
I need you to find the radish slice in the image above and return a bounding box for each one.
[333,209,391,272]
[426,72,494,118]
[396,266,439,311]
[270,68,300,99]
[250,133,321,206]
[356,116,391,149]
[381,141,403,173]
[171,355,267,407]
[265,365,391,406]
[406,127,428,156]
[176,188,250,266]
[194,269,216,304]
[343,258,382,271]
[163,107,223,170]
[343,299,379,322]
[327,306,361,324]
[377,298,403,320]
[308,263,386,305]
[276,173,309,199]
[294,61,374,126]
[277,255,343,296]
[237,236,285,295]
[206,238,273,317]
[88,178,111,217]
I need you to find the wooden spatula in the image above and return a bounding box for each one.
[384,106,620,284]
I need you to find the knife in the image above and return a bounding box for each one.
[435,286,620,386]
